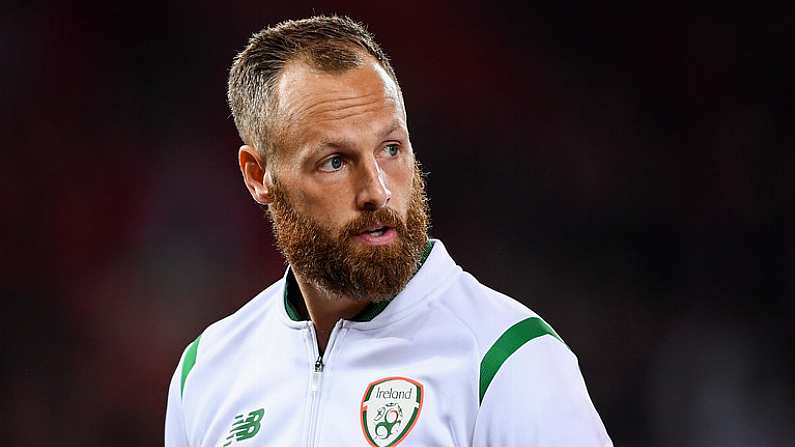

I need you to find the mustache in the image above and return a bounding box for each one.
[340,207,404,240]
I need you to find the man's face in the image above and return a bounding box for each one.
[264,58,429,301]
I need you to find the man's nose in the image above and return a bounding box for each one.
[356,158,392,211]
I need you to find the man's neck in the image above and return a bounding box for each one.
[292,273,370,353]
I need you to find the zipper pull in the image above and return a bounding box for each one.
[311,355,323,392]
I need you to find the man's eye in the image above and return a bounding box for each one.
[319,155,345,172]
[384,144,400,157]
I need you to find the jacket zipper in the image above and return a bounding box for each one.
[306,321,343,447]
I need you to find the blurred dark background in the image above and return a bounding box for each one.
[2,1,794,445]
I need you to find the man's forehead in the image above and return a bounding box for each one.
[275,58,404,124]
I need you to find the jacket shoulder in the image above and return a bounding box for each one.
[440,272,559,348]
[437,272,569,394]
[176,278,284,398]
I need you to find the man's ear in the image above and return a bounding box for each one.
[238,145,273,205]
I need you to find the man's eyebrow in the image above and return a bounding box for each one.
[379,120,406,139]
[316,136,354,149]
[313,122,406,150]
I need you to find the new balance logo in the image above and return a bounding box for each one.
[222,408,264,446]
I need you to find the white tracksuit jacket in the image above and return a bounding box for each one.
[165,240,612,446]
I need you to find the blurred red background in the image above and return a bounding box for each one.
[2,2,794,445]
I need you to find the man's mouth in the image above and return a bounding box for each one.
[363,226,389,237]
[355,224,398,245]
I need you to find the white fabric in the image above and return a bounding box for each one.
[165,240,612,446]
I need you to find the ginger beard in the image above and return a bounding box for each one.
[267,163,430,302]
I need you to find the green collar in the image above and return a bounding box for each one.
[284,240,435,322]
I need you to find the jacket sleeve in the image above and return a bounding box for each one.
[472,335,612,446]
[165,349,190,447]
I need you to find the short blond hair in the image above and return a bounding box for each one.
[227,15,399,161]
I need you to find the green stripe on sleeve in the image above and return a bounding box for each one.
[479,317,563,404]
[180,335,201,398]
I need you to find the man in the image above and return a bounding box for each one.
[165,15,612,446]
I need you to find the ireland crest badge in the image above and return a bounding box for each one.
[360,377,424,447]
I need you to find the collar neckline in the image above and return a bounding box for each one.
[283,240,435,322]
